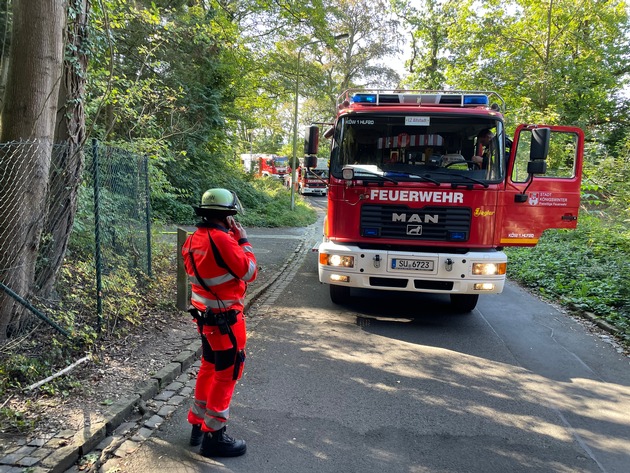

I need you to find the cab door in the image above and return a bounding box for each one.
[496,125,584,247]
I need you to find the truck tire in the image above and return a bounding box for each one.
[450,294,479,312]
[330,284,351,305]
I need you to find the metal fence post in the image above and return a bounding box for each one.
[177,226,190,311]
[91,138,103,332]
[144,155,152,277]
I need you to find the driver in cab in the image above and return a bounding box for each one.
[471,129,494,170]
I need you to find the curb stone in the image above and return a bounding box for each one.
[563,302,629,345]
[0,230,308,473]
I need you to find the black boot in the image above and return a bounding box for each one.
[200,427,247,458]
[189,424,203,446]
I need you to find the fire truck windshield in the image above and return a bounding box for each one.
[274,156,289,167]
[308,169,328,178]
[330,114,506,183]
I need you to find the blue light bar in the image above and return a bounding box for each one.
[352,94,377,104]
[463,95,489,105]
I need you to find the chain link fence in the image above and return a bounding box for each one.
[0,139,151,338]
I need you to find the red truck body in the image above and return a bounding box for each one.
[310,89,584,310]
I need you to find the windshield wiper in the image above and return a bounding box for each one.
[422,171,489,188]
[384,171,441,186]
[449,174,489,188]
[352,169,399,184]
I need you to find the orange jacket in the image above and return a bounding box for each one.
[183,223,257,313]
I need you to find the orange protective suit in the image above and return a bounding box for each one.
[183,223,257,432]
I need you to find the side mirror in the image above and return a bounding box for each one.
[530,128,550,160]
[527,160,547,174]
[304,125,319,156]
[342,167,354,180]
[515,128,551,202]
[303,155,317,168]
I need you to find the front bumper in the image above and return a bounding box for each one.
[317,241,507,294]
[302,187,327,196]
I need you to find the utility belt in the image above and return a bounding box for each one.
[189,307,240,333]
[189,306,244,380]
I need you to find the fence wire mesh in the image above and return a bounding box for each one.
[0,140,151,338]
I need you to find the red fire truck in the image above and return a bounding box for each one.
[298,158,329,196]
[305,89,584,311]
[258,154,290,180]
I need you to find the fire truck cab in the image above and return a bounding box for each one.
[259,155,289,180]
[298,158,329,196]
[307,89,584,311]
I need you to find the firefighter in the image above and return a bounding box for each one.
[472,128,495,169]
[182,188,257,458]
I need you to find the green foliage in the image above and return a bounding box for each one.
[0,353,45,391]
[56,255,145,337]
[401,0,630,135]
[394,0,452,89]
[581,148,630,222]
[0,406,36,433]
[238,178,317,228]
[506,214,630,335]
[0,334,84,404]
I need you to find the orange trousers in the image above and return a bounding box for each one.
[188,316,246,432]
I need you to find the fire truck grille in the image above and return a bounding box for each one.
[360,205,472,241]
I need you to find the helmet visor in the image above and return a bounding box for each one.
[232,192,245,215]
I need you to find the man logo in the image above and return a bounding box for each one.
[407,225,422,235]
[528,192,539,206]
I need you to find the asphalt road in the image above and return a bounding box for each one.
[116,198,630,473]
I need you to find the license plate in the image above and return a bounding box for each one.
[391,259,434,271]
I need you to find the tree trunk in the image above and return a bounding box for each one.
[0,2,11,106]
[36,0,90,298]
[0,0,67,339]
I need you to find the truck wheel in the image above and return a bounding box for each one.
[450,294,479,312]
[330,285,351,305]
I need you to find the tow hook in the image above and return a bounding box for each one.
[373,254,381,268]
[445,258,453,271]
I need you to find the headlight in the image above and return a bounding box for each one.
[472,262,506,276]
[320,253,355,268]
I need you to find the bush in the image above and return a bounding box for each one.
[238,178,317,227]
[157,171,317,228]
